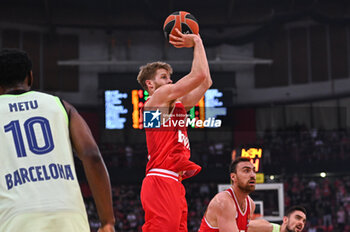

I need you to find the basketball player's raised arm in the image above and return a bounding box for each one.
[179,68,212,111]
[214,193,239,232]
[176,33,212,111]
[149,29,207,106]
[64,101,115,232]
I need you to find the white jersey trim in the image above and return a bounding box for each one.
[229,187,248,216]
[204,216,219,229]
[148,168,179,177]
[146,173,179,182]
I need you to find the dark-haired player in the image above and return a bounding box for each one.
[137,28,212,232]
[0,48,115,232]
[198,157,256,232]
[247,205,307,232]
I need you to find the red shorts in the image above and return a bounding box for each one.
[141,169,188,232]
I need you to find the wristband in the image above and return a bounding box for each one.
[271,223,280,232]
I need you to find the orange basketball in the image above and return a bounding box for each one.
[163,11,199,41]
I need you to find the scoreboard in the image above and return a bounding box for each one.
[240,148,263,172]
[233,147,265,183]
[105,88,228,130]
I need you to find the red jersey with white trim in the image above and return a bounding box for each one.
[198,217,219,232]
[198,188,251,232]
[144,101,201,179]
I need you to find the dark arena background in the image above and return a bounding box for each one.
[2,0,350,231]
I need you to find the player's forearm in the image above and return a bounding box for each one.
[199,67,212,90]
[199,39,212,88]
[247,219,274,232]
[190,37,209,82]
[202,71,212,89]
[82,154,115,226]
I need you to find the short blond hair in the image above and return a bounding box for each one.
[137,61,173,90]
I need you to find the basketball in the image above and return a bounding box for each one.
[163,11,199,41]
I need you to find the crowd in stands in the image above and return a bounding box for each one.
[100,143,148,169]
[256,125,350,173]
[285,174,350,232]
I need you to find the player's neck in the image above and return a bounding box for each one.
[232,186,248,205]
[280,225,286,232]
[0,84,30,95]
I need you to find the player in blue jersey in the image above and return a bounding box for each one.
[0,48,115,232]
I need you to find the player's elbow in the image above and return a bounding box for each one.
[206,77,213,88]
[184,71,206,90]
[78,148,103,163]
[202,73,212,89]
[81,151,106,171]
[191,70,207,82]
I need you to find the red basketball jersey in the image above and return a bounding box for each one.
[198,188,251,232]
[144,101,201,180]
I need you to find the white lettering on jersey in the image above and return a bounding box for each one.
[177,130,190,150]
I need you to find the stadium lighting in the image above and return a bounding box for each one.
[320,172,327,178]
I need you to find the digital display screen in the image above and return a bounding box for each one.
[233,147,264,173]
[105,89,228,130]
[105,90,128,129]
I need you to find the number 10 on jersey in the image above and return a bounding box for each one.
[4,116,55,157]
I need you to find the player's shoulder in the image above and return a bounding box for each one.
[146,87,178,108]
[31,91,66,105]
[206,190,237,221]
[31,90,53,97]
[27,91,64,104]
[150,84,178,102]
[209,190,235,211]
[153,83,172,96]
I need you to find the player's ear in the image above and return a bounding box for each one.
[27,71,33,88]
[283,216,288,224]
[145,80,153,91]
[230,173,235,183]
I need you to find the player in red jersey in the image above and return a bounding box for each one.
[199,157,256,232]
[136,28,212,232]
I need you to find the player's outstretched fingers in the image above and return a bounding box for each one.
[169,34,184,42]
[169,40,183,48]
[174,28,183,37]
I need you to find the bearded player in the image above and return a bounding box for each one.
[136,28,212,232]
[199,157,256,232]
